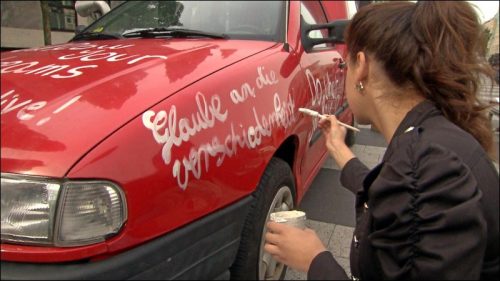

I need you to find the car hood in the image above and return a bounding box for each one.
[1,39,276,177]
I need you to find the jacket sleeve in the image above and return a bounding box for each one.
[307,251,350,280]
[340,157,370,194]
[368,141,487,280]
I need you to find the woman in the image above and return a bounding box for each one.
[264,1,499,280]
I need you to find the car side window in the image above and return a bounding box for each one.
[300,1,331,49]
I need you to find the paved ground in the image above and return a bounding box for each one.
[284,125,387,280]
[284,118,499,280]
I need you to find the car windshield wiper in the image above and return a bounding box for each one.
[122,27,228,39]
[71,32,123,42]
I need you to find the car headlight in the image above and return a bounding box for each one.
[1,173,127,247]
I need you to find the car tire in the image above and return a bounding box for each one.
[230,157,296,280]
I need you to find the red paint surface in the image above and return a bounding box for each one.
[1,1,352,262]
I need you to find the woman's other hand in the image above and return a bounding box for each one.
[319,115,356,169]
[264,221,327,273]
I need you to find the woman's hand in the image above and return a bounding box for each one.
[264,221,327,273]
[318,115,348,154]
[319,115,355,169]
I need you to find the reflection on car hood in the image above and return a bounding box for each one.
[0,39,276,177]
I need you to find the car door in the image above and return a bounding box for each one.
[298,0,346,182]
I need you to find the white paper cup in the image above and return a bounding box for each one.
[269,210,306,229]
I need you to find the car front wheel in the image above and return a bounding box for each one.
[230,157,295,280]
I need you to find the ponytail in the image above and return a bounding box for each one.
[345,1,496,156]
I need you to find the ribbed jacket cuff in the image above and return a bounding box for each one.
[307,251,349,280]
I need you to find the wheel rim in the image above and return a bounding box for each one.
[259,185,294,280]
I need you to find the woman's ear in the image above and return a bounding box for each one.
[354,51,369,82]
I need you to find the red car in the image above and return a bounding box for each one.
[1,1,354,279]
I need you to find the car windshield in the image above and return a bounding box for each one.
[81,1,285,41]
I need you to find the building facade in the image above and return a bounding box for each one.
[0,1,125,50]
[485,12,500,58]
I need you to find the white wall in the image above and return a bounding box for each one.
[1,27,75,48]
[1,1,92,49]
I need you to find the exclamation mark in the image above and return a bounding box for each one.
[36,95,81,126]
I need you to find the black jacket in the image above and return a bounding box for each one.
[308,101,499,280]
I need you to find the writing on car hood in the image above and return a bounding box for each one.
[0,39,276,177]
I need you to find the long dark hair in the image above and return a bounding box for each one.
[345,1,495,156]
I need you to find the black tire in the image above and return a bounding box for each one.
[230,157,296,280]
[345,116,356,147]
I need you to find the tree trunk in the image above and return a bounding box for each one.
[40,1,52,46]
